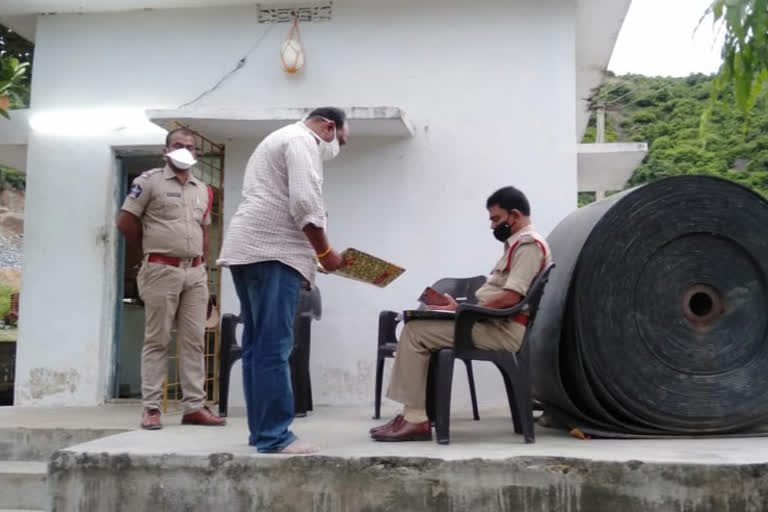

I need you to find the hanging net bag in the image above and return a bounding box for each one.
[280,14,305,74]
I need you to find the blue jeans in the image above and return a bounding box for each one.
[230,261,301,452]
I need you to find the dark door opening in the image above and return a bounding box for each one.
[114,155,164,399]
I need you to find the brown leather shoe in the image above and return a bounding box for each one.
[181,405,226,426]
[141,408,162,430]
[371,418,431,442]
[370,414,404,435]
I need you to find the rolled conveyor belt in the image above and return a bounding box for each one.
[531,176,768,436]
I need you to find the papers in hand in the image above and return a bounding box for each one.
[329,248,405,288]
[418,286,451,306]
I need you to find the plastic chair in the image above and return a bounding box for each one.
[431,263,555,444]
[218,286,322,417]
[374,275,486,420]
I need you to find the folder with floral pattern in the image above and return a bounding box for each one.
[331,248,405,288]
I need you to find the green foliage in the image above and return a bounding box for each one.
[578,192,596,207]
[0,25,33,117]
[0,167,24,190]
[581,74,768,205]
[0,25,33,63]
[0,283,17,319]
[630,111,657,125]
[0,56,28,118]
[581,115,619,143]
[704,0,768,117]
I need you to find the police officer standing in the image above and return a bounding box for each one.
[118,128,226,430]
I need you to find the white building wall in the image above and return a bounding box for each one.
[15,0,577,407]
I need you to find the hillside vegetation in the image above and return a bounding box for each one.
[582,74,768,200]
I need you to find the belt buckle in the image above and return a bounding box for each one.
[179,257,194,269]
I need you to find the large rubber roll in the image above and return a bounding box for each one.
[532,176,768,436]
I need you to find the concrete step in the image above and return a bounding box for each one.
[0,461,47,511]
[0,427,129,461]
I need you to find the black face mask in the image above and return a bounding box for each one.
[493,223,511,242]
[493,214,514,242]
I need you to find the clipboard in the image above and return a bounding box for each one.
[401,310,456,323]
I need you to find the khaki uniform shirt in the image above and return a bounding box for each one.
[121,166,211,258]
[464,225,552,352]
[475,224,553,308]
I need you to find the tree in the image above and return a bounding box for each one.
[0,57,28,118]
[0,25,33,118]
[0,25,33,62]
[705,1,768,116]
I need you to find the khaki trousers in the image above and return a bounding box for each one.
[137,260,208,413]
[386,318,525,409]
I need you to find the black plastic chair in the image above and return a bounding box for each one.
[374,275,487,420]
[430,263,555,444]
[291,287,322,416]
[218,286,322,417]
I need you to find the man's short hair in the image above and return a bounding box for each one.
[165,127,196,147]
[307,107,346,129]
[486,186,531,216]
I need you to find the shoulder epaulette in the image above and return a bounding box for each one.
[139,168,164,179]
[503,233,548,273]
[518,233,536,244]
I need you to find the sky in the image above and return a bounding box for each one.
[608,0,724,77]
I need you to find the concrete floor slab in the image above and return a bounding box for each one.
[33,404,768,465]
[7,403,764,511]
[0,404,136,461]
[5,402,768,464]
[0,403,144,429]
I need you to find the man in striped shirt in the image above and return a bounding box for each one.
[218,107,349,454]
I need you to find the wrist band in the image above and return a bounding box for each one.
[316,247,332,259]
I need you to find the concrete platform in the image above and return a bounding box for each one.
[0,404,134,461]
[2,403,762,511]
[0,461,46,510]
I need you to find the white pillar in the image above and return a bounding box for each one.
[596,105,606,143]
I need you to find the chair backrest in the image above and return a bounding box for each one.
[220,313,242,351]
[516,263,555,356]
[418,275,487,310]
[221,286,322,350]
[296,286,322,320]
[520,263,555,322]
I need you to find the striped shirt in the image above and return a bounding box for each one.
[217,122,326,284]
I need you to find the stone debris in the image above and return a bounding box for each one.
[0,233,23,270]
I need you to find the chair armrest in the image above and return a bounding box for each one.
[456,302,528,319]
[453,301,529,353]
[378,310,401,346]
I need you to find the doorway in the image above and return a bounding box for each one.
[113,155,162,400]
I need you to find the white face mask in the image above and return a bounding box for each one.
[165,148,197,170]
[306,120,340,161]
[319,128,340,162]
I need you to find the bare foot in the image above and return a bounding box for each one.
[277,439,319,454]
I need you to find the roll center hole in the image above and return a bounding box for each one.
[682,284,724,329]
[689,292,713,317]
